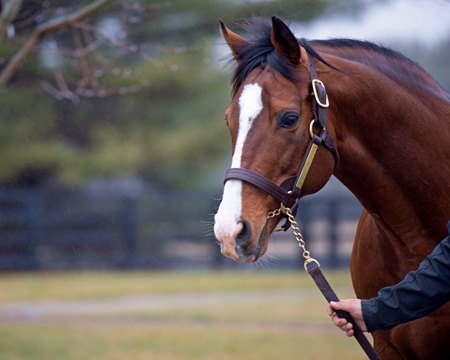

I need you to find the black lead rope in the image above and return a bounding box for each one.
[275,207,381,360]
[305,261,381,360]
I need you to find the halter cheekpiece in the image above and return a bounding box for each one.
[223,52,340,230]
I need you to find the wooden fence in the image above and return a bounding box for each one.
[0,186,362,271]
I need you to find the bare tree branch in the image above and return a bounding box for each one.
[0,0,112,88]
[71,27,92,89]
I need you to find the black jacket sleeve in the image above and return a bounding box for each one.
[361,221,450,332]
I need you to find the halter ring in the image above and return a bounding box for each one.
[309,119,325,139]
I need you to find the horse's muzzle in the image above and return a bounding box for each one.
[216,220,265,263]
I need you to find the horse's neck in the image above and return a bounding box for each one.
[326,61,450,250]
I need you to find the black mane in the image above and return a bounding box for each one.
[315,38,414,62]
[227,17,446,97]
[311,37,446,94]
[229,18,291,96]
[228,17,331,95]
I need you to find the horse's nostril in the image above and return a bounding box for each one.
[236,220,252,248]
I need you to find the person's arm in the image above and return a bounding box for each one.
[329,222,450,336]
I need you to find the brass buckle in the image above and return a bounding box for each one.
[312,79,329,108]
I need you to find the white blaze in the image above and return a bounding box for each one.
[214,83,263,240]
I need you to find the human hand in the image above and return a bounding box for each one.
[327,299,367,337]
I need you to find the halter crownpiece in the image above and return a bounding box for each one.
[224,51,339,229]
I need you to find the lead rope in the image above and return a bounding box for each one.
[267,206,381,360]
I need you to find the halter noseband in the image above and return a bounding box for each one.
[224,53,339,230]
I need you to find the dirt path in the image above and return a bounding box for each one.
[0,288,348,334]
[0,288,316,320]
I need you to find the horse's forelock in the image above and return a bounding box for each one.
[229,17,299,96]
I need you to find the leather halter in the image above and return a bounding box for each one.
[223,52,339,229]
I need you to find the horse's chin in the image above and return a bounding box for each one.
[238,217,276,264]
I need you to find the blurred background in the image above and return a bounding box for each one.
[0,0,449,358]
[1,0,448,272]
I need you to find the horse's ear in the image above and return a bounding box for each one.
[271,16,300,65]
[220,20,247,60]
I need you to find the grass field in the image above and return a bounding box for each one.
[0,271,370,360]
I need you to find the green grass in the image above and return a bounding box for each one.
[0,323,365,360]
[0,270,368,360]
[0,270,355,302]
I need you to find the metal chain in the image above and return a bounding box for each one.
[267,208,281,219]
[283,207,311,260]
[267,205,311,260]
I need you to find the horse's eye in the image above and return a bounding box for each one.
[277,112,299,129]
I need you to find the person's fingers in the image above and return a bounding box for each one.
[330,300,353,312]
[328,305,344,326]
[330,300,345,310]
[343,323,353,331]
[340,322,354,337]
[329,309,356,337]
[334,318,348,327]
[329,299,366,336]
[345,323,354,337]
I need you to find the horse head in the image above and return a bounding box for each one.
[214,17,337,263]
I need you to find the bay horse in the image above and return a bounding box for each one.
[213,17,450,359]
